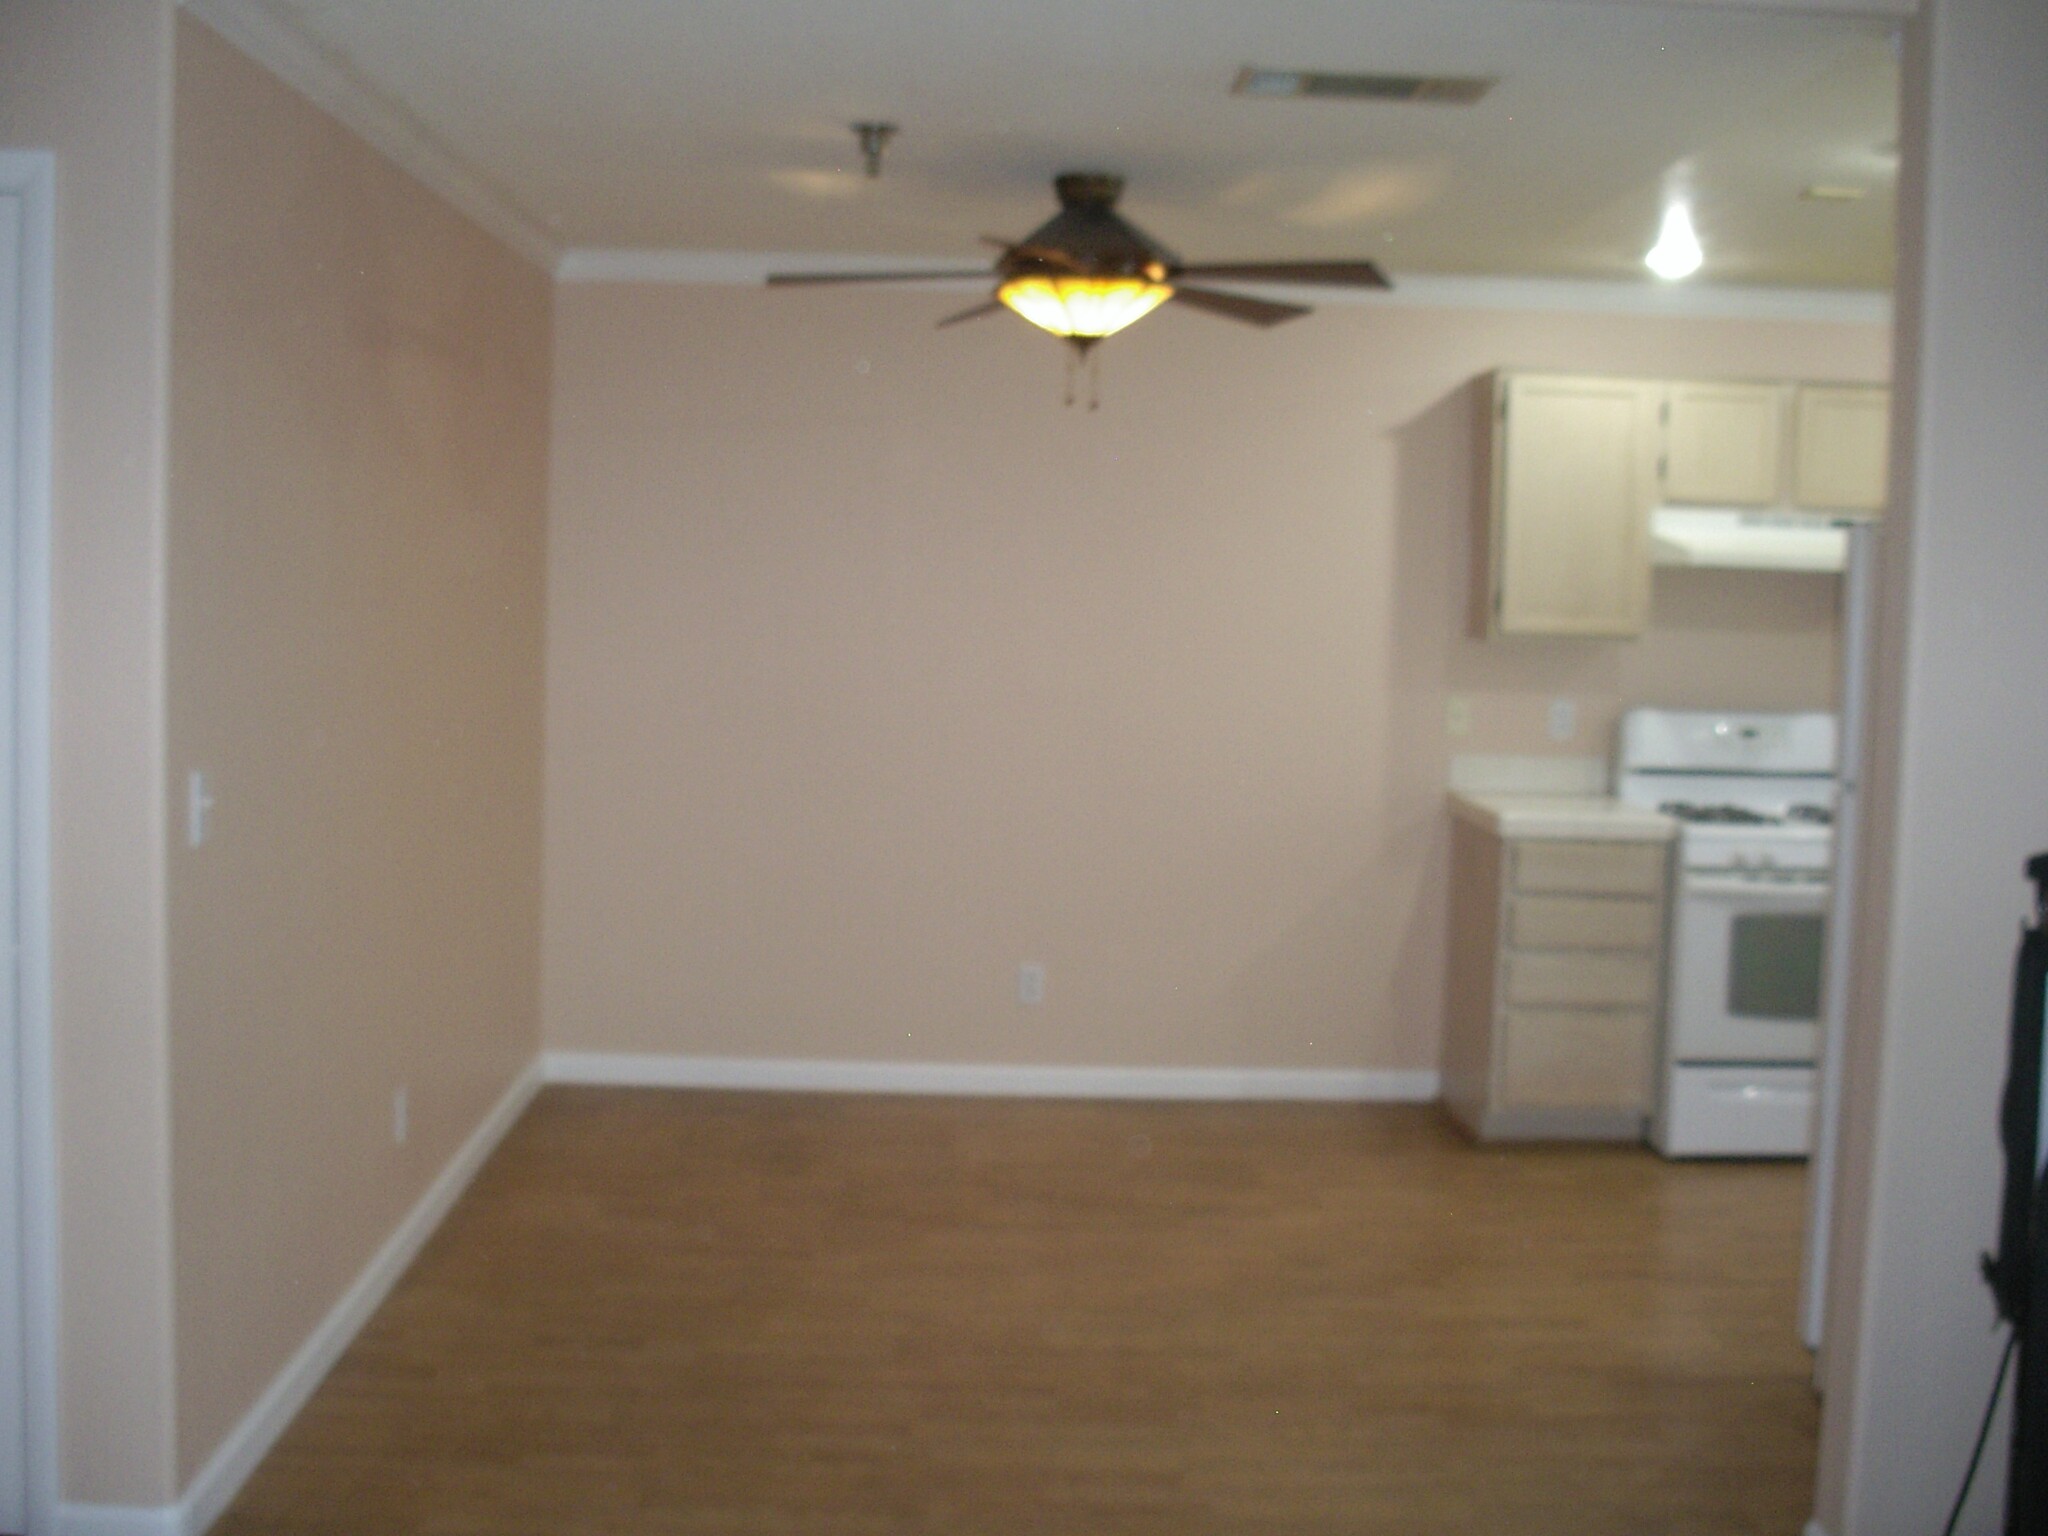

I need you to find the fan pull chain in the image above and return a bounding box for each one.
[1059,346,1104,409]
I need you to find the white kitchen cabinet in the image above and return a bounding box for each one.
[1441,819,1670,1141]
[1793,383,1890,514]
[1480,371,1891,640]
[1660,380,1788,507]
[1486,372,1662,638]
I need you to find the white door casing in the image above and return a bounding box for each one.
[0,149,59,1536]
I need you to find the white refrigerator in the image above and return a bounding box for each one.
[1800,520,1878,1355]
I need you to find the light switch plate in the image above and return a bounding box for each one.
[187,770,215,848]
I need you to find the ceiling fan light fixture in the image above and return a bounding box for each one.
[996,274,1174,344]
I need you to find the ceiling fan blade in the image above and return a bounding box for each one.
[1169,285,1312,327]
[765,268,994,286]
[1174,260,1393,289]
[935,299,1004,329]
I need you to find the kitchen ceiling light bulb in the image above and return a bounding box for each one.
[1645,202,1704,281]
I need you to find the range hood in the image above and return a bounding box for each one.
[1649,507,1850,573]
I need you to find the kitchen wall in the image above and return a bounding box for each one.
[0,0,180,1507]
[544,283,1887,1074]
[165,16,551,1484]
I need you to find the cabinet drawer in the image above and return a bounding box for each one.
[1503,950,1659,1009]
[1512,840,1666,897]
[1508,894,1661,951]
[1499,1008,1653,1111]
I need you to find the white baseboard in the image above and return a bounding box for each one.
[165,1058,543,1536]
[543,1051,1440,1103]
[55,1506,179,1536]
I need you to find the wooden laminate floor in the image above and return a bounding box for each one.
[211,1089,1817,1536]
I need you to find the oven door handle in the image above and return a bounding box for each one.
[1681,874,1831,903]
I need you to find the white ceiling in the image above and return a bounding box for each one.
[197,0,1901,291]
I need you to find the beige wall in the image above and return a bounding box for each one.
[0,0,179,1505]
[543,284,1886,1073]
[166,17,550,1483]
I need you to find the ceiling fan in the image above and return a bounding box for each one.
[766,171,1393,353]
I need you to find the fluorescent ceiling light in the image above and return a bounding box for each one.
[1645,202,1704,281]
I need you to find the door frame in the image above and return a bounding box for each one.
[0,148,61,1536]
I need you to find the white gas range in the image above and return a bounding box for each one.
[1616,709,1838,1158]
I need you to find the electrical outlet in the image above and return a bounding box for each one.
[1018,962,1046,1006]
[1446,695,1473,737]
[393,1084,409,1146]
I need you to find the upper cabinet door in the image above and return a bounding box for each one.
[1490,373,1662,638]
[1793,384,1891,515]
[1661,381,1788,506]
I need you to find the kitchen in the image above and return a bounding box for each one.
[1440,365,1887,1351]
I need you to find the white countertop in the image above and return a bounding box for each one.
[1448,792,1677,842]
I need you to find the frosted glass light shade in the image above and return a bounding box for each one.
[996,275,1173,340]
[1645,202,1704,281]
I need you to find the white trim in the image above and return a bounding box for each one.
[0,150,57,1536]
[1605,0,1908,8]
[1384,274,1889,325]
[1803,1522,1831,1536]
[176,0,559,273]
[557,249,999,287]
[54,1507,178,1536]
[557,247,1891,326]
[543,1051,1440,1103]
[174,1060,542,1536]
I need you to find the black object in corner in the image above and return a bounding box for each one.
[1982,852,2048,1533]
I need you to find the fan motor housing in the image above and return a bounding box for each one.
[1005,172,1178,281]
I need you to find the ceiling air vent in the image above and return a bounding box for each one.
[1232,67,1495,105]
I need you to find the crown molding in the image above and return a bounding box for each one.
[1383,274,1891,325]
[1557,0,1910,12]
[558,248,1891,326]
[556,249,996,288]
[179,0,560,273]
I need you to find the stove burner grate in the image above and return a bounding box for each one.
[1658,801,1781,825]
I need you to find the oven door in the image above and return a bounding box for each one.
[1667,872,1827,1063]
